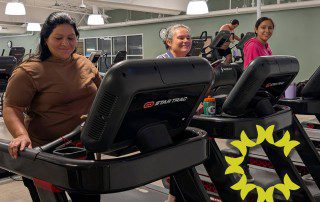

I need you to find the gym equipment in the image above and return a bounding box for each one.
[113,50,127,64]
[9,47,25,64]
[222,65,320,198]
[0,56,17,114]
[0,58,213,202]
[279,65,320,121]
[89,51,106,76]
[201,31,254,65]
[96,51,127,75]
[190,56,320,201]
[88,51,102,65]
[0,56,17,179]
[0,56,16,92]
[188,31,208,57]
[279,66,320,147]
[233,32,255,62]
[202,30,231,63]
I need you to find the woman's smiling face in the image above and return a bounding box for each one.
[166,27,192,57]
[45,24,77,60]
[255,20,274,44]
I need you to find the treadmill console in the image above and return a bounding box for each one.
[210,61,242,96]
[223,56,299,116]
[81,57,213,152]
[301,66,320,99]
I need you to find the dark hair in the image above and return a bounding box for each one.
[255,17,275,30]
[29,12,79,62]
[230,19,239,25]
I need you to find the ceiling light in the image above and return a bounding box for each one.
[87,5,104,25]
[186,0,209,15]
[27,23,41,31]
[87,15,104,25]
[5,1,26,16]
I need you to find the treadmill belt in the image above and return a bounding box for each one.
[250,165,320,201]
[197,164,320,201]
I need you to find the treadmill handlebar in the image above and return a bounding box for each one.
[0,139,39,160]
[39,124,83,152]
[0,128,208,193]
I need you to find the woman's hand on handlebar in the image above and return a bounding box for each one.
[8,135,32,159]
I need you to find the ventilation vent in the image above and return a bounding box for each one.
[87,92,118,140]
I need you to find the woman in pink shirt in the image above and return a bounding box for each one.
[243,17,274,69]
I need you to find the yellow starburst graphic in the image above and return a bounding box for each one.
[225,125,300,202]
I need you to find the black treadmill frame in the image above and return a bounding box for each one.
[0,129,208,192]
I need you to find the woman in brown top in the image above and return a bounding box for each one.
[3,12,101,202]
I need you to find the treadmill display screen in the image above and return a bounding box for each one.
[81,57,213,152]
[114,84,205,149]
[222,56,299,116]
[262,74,296,104]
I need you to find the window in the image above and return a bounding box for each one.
[84,38,97,57]
[127,35,142,55]
[97,38,112,72]
[112,36,126,55]
[83,34,143,72]
[98,38,111,55]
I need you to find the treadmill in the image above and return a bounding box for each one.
[190,56,320,201]
[0,58,214,202]
[279,66,320,146]
[224,66,320,180]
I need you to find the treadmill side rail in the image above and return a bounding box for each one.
[279,99,320,114]
[0,135,208,194]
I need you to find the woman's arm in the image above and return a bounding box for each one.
[3,106,32,159]
[234,34,241,42]
[3,67,37,159]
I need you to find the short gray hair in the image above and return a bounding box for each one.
[164,24,191,49]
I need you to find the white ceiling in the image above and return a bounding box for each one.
[0,0,189,35]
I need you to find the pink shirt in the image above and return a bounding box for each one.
[243,38,272,70]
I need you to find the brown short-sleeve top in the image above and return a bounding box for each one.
[4,53,101,147]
